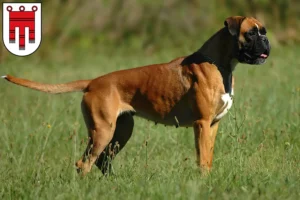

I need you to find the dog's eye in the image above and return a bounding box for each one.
[247,30,256,37]
[244,31,257,41]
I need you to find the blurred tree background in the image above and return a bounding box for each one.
[1,0,299,62]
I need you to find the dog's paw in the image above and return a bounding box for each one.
[75,160,84,173]
[75,159,93,176]
[200,165,212,176]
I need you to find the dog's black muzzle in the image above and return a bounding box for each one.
[238,35,271,65]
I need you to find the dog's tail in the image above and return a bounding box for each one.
[1,75,91,94]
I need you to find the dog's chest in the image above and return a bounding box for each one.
[213,93,233,121]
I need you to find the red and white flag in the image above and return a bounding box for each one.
[2,3,42,56]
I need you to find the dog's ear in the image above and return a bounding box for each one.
[224,16,245,36]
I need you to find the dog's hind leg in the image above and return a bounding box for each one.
[76,93,118,176]
[75,99,94,173]
[95,112,134,175]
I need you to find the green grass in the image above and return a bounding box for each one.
[0,45,299,200]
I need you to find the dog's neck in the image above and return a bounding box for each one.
[199,27,238,72]
[181,27,237,94]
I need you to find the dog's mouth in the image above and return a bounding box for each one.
[259,53,268,59]
[240,49,270,65]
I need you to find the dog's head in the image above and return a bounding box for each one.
[225,16,271,65]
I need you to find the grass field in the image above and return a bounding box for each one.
[0,44,299,200]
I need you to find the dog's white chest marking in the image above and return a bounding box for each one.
[214,93,233,121]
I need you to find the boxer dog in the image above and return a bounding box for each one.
[2,16,270,175]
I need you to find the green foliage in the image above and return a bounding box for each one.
[0,45,299,199]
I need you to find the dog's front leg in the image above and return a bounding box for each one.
[193,120,219,173]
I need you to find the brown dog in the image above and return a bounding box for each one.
[2,16,270,175]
